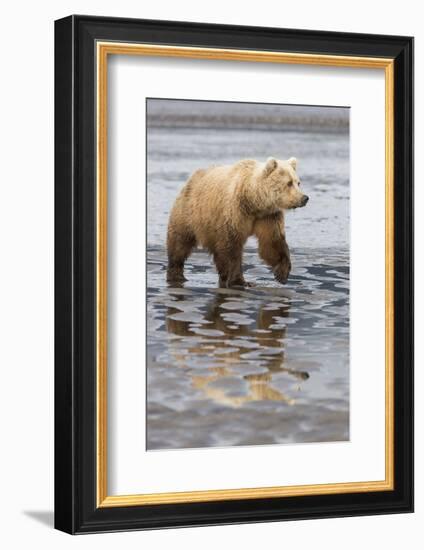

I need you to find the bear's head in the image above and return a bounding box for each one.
[262,157,309,210]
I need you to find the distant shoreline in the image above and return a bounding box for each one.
[147,98,350,133]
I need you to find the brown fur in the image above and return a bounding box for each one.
[167,157,308,286]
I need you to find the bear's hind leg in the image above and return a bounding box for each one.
[167,227,196,283]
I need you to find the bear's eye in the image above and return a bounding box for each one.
[287,181,293,187]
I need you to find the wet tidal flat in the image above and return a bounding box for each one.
[146,99,350,450]
[147,247,349,450]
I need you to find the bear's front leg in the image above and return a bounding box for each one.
[254,215,291,284]
[213,245,246,288]
[272,238,291,284]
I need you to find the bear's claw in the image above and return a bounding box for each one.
[243,281,256,288]
[273,261,291,285]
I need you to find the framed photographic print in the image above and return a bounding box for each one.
[54,15,414,534]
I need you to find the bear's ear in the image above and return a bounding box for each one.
[264,157,278,176]
[288,157,297,170]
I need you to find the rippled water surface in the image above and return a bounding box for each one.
[146,100,350,450]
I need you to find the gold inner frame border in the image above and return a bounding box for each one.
[96,42,394,508]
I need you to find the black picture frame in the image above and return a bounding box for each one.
[55,14,414,534]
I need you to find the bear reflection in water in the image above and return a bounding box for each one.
[165,291,309,408]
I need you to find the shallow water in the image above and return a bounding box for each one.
[147,247,349,449]
[146,100,350,450]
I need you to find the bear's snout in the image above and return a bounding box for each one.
[300,195,309,207]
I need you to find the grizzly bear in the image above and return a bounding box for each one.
[166,157,309,287]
